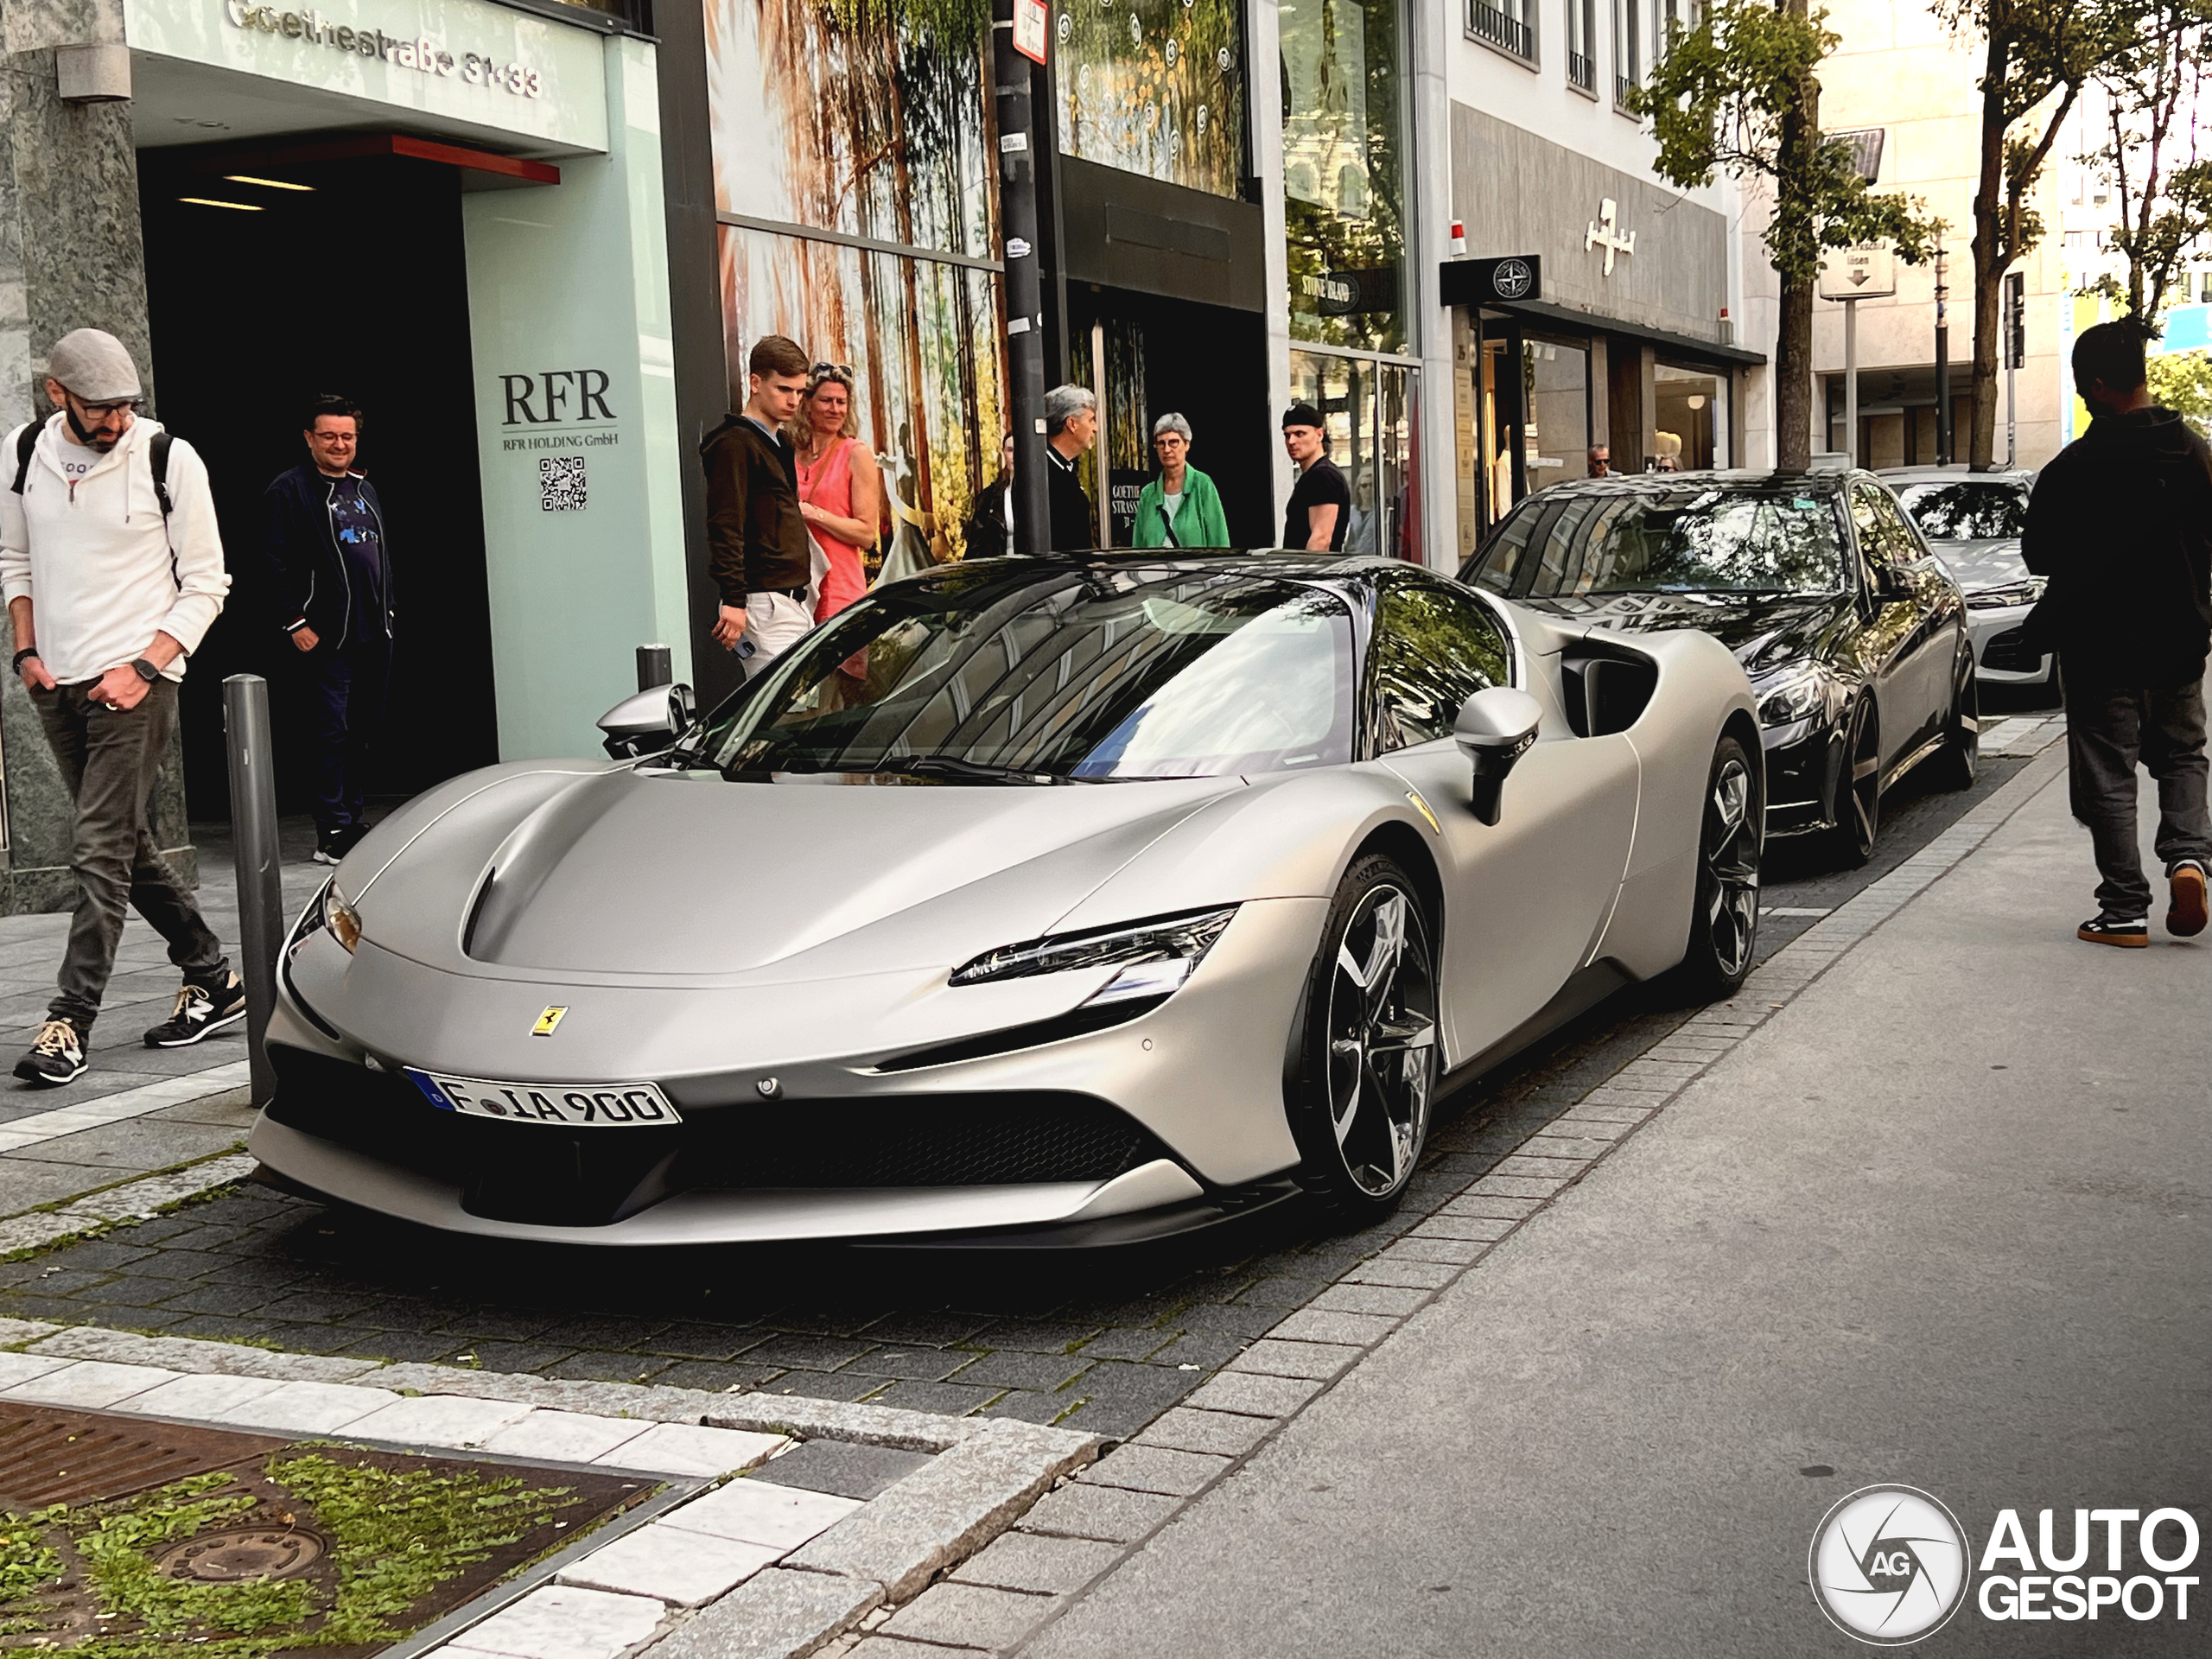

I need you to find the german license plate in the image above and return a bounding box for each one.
[407,1071,683,1128]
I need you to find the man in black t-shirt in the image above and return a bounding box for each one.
[1281,404,1350,551]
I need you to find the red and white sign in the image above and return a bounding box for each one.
[1014,0,1048,63]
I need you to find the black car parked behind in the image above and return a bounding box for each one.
[1461,468,1977,868]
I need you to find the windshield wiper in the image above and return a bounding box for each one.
[869,755,1086,785]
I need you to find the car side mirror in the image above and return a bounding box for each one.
[1453,686,1542,826]
[598,683,694,759]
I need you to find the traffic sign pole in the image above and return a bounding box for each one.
[1844,297,1859,466]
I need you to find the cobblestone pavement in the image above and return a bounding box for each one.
[0,736,2047,1442]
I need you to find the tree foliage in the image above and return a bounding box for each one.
[2147,347,2212,434]
[1936,0,2126,466]
[2078,0,2212,326]
[1630,2,1942,285]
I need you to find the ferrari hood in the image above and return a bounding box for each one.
[1516,589,1849,674]
[347,764,1243,982]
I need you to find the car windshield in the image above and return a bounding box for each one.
[1894,480,2029,541]
[680,564,1357,781]
[1469,487,1847,598]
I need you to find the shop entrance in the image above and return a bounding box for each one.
[138,143,500,820]
[1066,290,1274,549]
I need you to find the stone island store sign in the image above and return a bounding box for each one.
[222,0,543,97]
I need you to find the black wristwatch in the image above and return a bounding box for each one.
[130,658,159,684]
[10,647,37,672]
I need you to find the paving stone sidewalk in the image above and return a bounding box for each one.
[0,817,327,1222]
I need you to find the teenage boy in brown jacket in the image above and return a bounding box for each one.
[702,335,814,677]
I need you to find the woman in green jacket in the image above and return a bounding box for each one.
[1131,413,1232,548]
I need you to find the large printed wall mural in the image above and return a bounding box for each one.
[706,0,1004,562]
[704,0,1249,560]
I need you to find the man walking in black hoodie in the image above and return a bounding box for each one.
[2022,320,2212,945]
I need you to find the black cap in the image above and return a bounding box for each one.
[1281,403,1324,430]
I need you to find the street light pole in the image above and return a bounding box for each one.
[1933,239,1951,467]
[993,0,1050,556]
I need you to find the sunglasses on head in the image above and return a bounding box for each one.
[811,361,854,379]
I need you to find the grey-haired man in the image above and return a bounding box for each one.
[0,329,241,1086]
[1045,385,1098,551]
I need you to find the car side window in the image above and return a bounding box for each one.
[1370,583,1512,752]
[1851,485,1916,568]
[1870,491,1929,561]
[1848,486,1895,567]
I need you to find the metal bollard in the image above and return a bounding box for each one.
[223,676,285,1108]
[636,643,672,693]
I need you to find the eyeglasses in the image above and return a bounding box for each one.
[67,395,140,419]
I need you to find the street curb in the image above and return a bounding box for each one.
[864,732,2076,1658]
[0,1319,1102,1659]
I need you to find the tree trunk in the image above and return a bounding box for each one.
[1967,24,2009,470]
[1774,0,1817,469]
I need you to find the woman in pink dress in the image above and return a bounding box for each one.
[791,363,880,624]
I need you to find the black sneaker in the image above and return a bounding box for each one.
[2168,858,2209,938]
[2077,913,2150,949]
[312,830,343,866]
[14,1019,86,1086]
[143,974,248,1048]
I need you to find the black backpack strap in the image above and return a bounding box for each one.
[149,429,173,518]
[10,423,36,496]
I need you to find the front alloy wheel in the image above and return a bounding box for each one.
[1934,650,1980,791]
[1675,734,1761,998]
[1827,700,1880,870]
[1291,855,1439,1217]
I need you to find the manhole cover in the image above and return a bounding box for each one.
[0,1402,658,1656]
[156,1522,327,1581]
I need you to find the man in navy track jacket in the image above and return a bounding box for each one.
[262,395,394,864]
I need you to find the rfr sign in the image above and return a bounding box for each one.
[500,371,614,426]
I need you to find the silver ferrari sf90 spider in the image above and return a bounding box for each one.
[252,554,1761,1246]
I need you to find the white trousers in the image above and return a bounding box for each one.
[742,590,816,679]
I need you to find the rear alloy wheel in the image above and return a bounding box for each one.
[1674,734,1762,999]
[1288,854,1439,1220]
[1933,649,1980,791]
[1825,699,1881,870]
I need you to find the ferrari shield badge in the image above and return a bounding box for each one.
[531,1006,568,1038]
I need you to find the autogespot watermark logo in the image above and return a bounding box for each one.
[1809,1487,2203,1644]
[1810,1486,1972,1644]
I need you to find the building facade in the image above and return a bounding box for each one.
[1809,0,2069,470]
[0,0,690,907]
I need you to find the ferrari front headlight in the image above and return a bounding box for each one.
[950,907,1237,1004]
[322,884,363,954]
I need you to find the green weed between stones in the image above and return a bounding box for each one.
[0,1450,575,1656]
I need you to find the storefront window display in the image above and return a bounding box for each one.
[1281,0,1406,354]
[1058,0,1247,197]
[1656,361,1726,470]
[707,0,1004,557]
[1288,349,1418,556]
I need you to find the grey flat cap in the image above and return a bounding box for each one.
[48,328,142,402]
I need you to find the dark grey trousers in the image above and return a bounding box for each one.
[2063,678,2212,918]
[33,679,227,1027]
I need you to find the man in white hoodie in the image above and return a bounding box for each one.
[0,329,242,1086]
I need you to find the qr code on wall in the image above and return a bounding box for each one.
[539,455,588,512]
